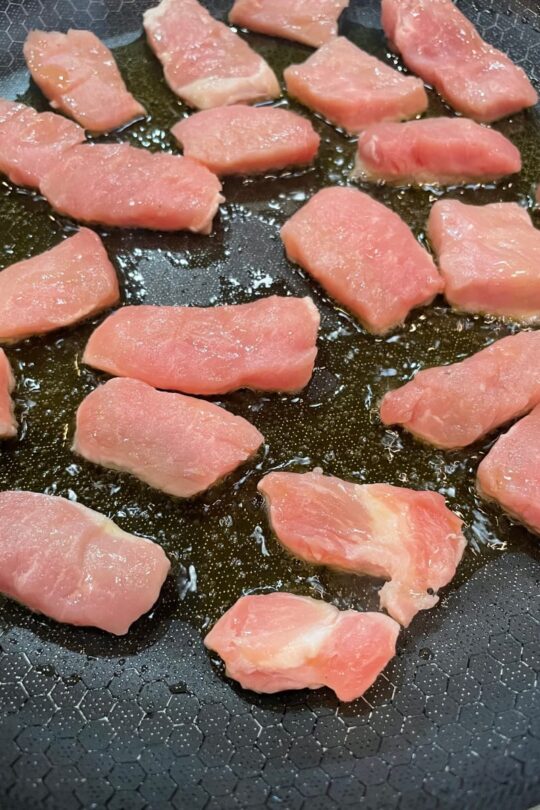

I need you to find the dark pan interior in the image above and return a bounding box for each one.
[0,1,539,809]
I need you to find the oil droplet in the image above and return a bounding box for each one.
[169,681,188,694]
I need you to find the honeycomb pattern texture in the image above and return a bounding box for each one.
[0,2,539,810]
[1,554,539,810]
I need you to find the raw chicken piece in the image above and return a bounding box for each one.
[0,98,84,188]
[0,350,16,439]
[0,491,170,634]
[0,229,119,344]
[353,118,521,185]
[73,378,264,498]
[205,592,400,701]
[281,186,442,334]
[229,0,349,48]
[380,331,540,449]
[284,37,427,134]
[39,143,223,233]
[24,29,145,133]
[172,105,320,176]
[477,404,540,537]
[381,0,538,122]
[428,200,540,323]
[258,471,465,626]
[144,0,279,109]
[83,296,319,395]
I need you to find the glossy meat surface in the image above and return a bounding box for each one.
[24,29,145,132]
[83,296,320,395]
[428,200,540,322]
[74,378,264,497]
[0,350,16,439]
[478,404,540,537]
[0,228,119,344]
[354,118,521,185]
[0,98,84,188]
[381,331,540,448]
[381,0,537,121]
[0,491,170,634]
[284,37,427,134]
[259,471,466,626]
[172,105,320,175]
[205,592,400,701]
[229,0,349,48]
[144,0,279,108]
[281,186,442,334]
[40,143,223,233]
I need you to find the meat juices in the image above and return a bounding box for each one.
[477,405,540,537]
[204,592,400,701]
[0,491,170,635]
[0,229,119,344]
[0,350,16,439]
[172,105,320,176]
[381,0,538,122]
[144,0,279,109]
[284,37,427,134]
[353,118,521,186]
[428,200,540,323]
[39,143,223,233]
[258,471,466,627]
[24,29,145,133]
[229,0,350,48]
[380,331,540,449]
[281,186,442,334]
[83,296,320,395]
[73,378,264,498]
[0,98,85,189]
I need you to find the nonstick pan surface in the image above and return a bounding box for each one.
[0,1,539,809]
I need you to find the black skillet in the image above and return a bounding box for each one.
[0,1,539,808]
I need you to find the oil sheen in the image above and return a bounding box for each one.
[0,21,539,650]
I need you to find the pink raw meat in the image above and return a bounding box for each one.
[229,0,349,48]
[381,0,538,122]
[281,186,442,334]
[380,330,540,449]
[258,470,465,627]
[0,491,170,634]
[73,377,264,498]
[0,350,16,439]
[24,29,145,133]
[353,118,521,185]
[144,0,279,108]
[172,105,320,175]
[204,592,400,701]
[284,37,427,134]
[39,143,223,233]
[83,296,319,395]
[0,98,84,188]
[0,228,119,344]
[477,404,540,537]
[428,200,540,323]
